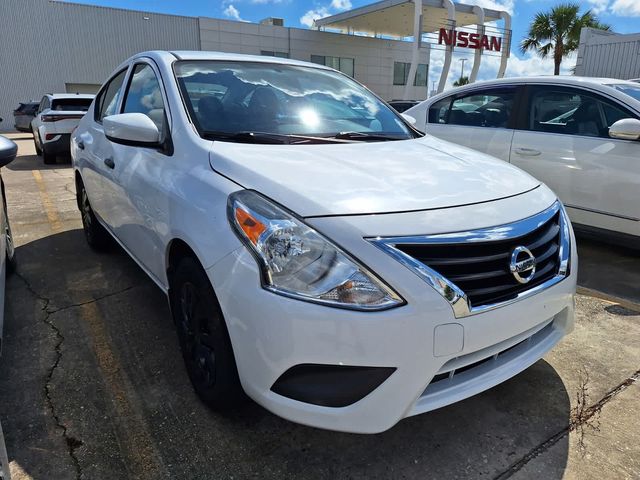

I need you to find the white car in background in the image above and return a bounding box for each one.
[72,51,576,433]
[406,77,640,245]
[31,94,94,164]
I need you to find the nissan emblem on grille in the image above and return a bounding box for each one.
[509,246,537,284]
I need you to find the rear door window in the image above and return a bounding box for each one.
[449,89,515,128]
[428,97,452,124]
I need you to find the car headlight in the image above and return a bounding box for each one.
[228,190,404,310]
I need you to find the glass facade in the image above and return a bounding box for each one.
[311,55,355,77]
[393,62,428,87]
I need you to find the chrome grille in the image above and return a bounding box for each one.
[369,201,571,318]
[395,211,561,308]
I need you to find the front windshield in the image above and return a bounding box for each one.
[174,60,415,142]
[611,84,640,102]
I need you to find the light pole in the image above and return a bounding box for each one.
[459,58,468,80]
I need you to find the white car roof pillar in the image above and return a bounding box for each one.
[437,0,456,94]
[403,0,423,101]
[469,6,485,83]
[497,11,511,78]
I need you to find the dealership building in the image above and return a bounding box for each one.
[575,28,640,80]
[0,0,511,131]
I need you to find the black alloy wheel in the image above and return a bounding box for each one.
[171,256,244,410]
[80,184,110,250]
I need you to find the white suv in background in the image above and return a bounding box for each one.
[72,51,576,433]
[31,94,94,164]
[406,77,640,245]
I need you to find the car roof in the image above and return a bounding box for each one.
[46,93,95,100]
[127,50,334,71]
[440,76,639,91]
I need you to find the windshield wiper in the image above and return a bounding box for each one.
[332,131,410,142]
[203,131,349,145]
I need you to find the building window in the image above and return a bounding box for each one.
[393,62,428,87]
[261,50,289,58]
[311,55,355,77]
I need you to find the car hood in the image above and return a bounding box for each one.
[209,135,541,217]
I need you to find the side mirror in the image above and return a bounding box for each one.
[0,136,17,168]
[401,113,417,125]
[104,113,161,147]
[609,118,640,141]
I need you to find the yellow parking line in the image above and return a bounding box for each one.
[79,301,164,479]
[31,170,63,232]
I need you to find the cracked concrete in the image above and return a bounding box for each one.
[496,369,640,480]
[0,134,638,479]
[12,271,137,480]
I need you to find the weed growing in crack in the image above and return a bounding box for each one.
[570,367,601,457]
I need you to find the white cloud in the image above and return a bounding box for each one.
[611,0,640,15]
[331,0,352,10]
[427,49,575,92]
[300,7,331,27]
[471,0,515,15]
[300,0,352,28]
[585,0,610,14]
[223,4,244,21]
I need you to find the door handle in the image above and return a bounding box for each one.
[514,147,541,157]
[104,157,115,169]
[77,141,85,150]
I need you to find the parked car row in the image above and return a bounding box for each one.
[70,51,577,434]
[0,132,17,480]
[406,76,640,246]
[4,52,635,435]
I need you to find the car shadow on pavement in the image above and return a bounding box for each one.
[5,153,72,171]
[576,235,640,305]
[0,229,571,480]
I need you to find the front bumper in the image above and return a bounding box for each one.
[209,238,576,434]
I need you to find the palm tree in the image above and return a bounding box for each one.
[453,76,469,87]
[521,3,610,75]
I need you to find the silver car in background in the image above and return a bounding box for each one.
[12,102,38,133]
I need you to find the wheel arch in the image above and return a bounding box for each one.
[166,238,202,282]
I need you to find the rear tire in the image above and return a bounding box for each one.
[79,183,111,251]
[170,256,245,410]
[33,129,42,156]
[42,148,56,165]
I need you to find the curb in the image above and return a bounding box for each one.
[577,286,640,313]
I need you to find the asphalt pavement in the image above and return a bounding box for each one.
[0,133,638,480]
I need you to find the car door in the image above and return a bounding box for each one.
[78,68,129,225]
[104,60,171,282]
[510,85,640,237]
[424,86,520,161]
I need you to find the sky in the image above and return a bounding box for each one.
[60,0,640,89]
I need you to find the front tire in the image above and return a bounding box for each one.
[170,256,244,410]
[79,183,110,251]
[4,205,16,275]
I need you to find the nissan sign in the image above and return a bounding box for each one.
[438,28,502,52]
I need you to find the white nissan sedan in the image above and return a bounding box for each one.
[406,77,640,245]
[71,51,576,434]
